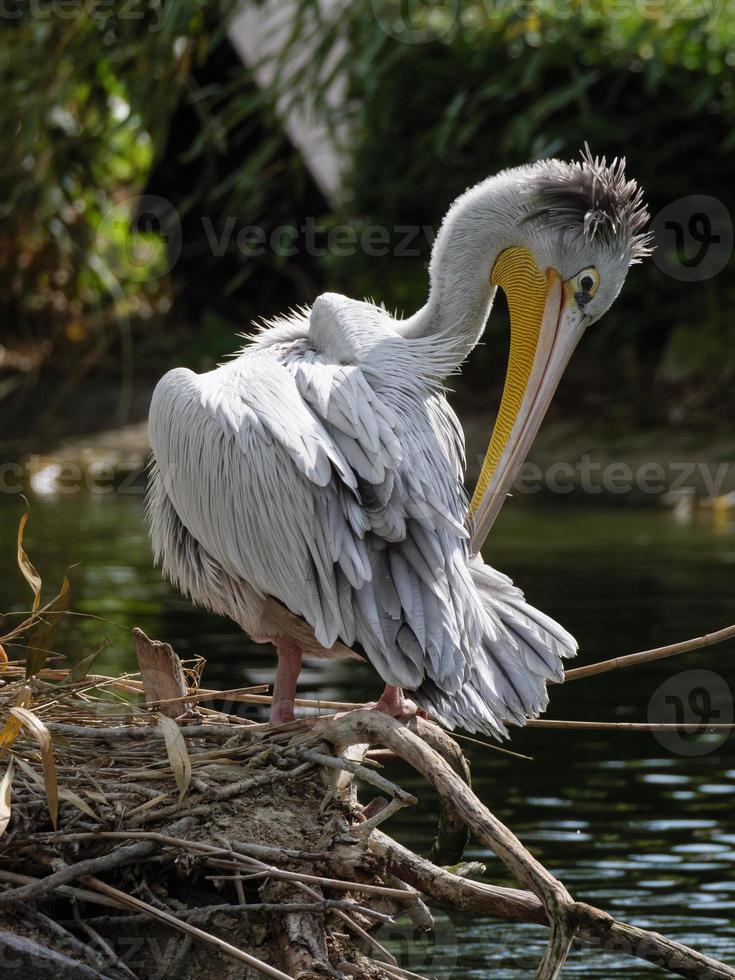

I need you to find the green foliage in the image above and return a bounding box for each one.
[1,0,734,428]
[292,0,735,418]
[0,2,236,334]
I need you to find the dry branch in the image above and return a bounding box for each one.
[318,710,576,978]
[0,930,113,980]
[313,709,735,980]
[20,906,129,980]
[376,831,735,979]
[411,718,471,865]
[0,869,124,910]
[81,875,292,980]
[319,711,573,909]
[0,837,169,907]
[565,622,735,681]
[372,829,547,924]
[526,719,733,731]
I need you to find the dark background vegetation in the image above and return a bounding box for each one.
[1,0,733,455]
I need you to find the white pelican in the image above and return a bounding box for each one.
[147,150,650,735]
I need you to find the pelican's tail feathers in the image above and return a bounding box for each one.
[415,557,577,738]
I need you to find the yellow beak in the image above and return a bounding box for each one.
[469,246,586,553]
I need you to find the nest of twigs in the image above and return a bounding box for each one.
[0,640,439,980]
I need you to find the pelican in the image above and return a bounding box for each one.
[147,150,650,736]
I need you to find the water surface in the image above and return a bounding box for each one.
[1,492,733,977]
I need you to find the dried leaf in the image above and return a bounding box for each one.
[26,575,70,679]
[0,686,32,750]
[14,754,42,782]
[158,713,191,803]
[17,508,42,614]
[67,639,108,684]
[14,755,98,819]
[10,706,58,828]
[57,788,98,819]
[0,759,14,837]
[0,715,22,752]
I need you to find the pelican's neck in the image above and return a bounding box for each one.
[396,174,519,362]
[400,259,496,356]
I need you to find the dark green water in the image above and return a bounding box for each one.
[1,491,734,978]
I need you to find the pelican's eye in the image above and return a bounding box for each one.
[571,267,600,308]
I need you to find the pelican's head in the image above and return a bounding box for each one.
[463,148,652,547]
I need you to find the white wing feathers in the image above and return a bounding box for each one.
[148,292,576,737]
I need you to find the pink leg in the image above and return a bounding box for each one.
[369,684,419,721]
[270,640,303,724]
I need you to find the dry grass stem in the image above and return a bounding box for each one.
[565,622,735,681]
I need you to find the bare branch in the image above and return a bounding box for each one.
[566,623,735,681]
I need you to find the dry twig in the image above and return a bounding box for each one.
[80,876,292,980]
[565,622,735,681]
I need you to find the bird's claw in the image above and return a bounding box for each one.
[363,696,419,720]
